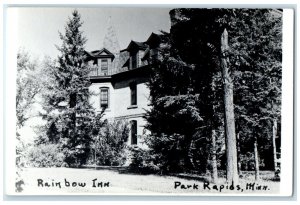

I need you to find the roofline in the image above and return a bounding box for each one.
[145,32,160,43]
[89,65,151,83]
[121,40,148,51]
[112,65,151,82]
[85,48,115,60]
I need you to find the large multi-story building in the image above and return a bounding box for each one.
[85,32,161,147]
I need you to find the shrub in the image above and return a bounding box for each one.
[128,146,160,174]
[27,143,65,167]
[90,120,130,166]
[144,133,192,173]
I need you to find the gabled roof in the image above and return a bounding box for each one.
[85,48,115,60]
[141,33,162,60]
[145,32,161,44]
[141,47,150,61]
[122,40,148,51]
[121,58,130,68]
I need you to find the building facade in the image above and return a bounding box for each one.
[86,33,161,147]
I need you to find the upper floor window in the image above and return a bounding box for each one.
[130,82,137,106]
[131,52,138,69]
[101,59,108,73]
[100,87,109,109]
[150,48,158,60]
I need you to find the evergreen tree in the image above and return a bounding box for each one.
[147,9,281,182]
[169,9,227,179]
[41,10,96,166]
[171,8,282,180]
[145,33,203,173]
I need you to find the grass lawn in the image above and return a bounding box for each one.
[18,168,280,195]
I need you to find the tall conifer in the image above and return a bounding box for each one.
[42,10,95,166]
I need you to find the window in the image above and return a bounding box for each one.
[131,120,137,145]
[150,48,158,60]
[100,87,109,109]
[131,52,138,69]
[130,82,137,106]
[101,59,108,73]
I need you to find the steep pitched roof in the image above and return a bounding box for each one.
[145,32,161,45]
[121,58,130,68]
[141,33,162,60]
[141,47,150,61]
[122,40,148,51]
[103,16,120,54]
[85,48,115,60]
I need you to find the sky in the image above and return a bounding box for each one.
[15,7,172,59]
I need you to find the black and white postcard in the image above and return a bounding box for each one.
[3,6,294,196]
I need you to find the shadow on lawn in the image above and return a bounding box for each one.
[81,165,156,176]
[81,165,210,182]
[80,166,279,183]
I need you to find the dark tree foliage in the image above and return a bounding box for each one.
[169,9,227,174]
[170,8,282,172]
[145,33,204,173]
[146,8,282,176]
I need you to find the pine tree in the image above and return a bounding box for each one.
[153,9,281,182]
[145,32,203,173]
[41,10,96,166]
[169,8,227,180]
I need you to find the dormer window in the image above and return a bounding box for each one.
[150,48,158,60]
[101,59,108,73]
[131,52,138,69]
[85,48,115,77]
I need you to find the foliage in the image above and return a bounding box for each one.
[128,146,160,174]
[40,10,100,167]
[16,49,41,192]
[16,132,25,192]
[27,143,66,167]
[145,11,228,174]
[90,119,130,166]
[17,49,41,128]
[231,10,282,170]
[145,32,207,173]
[171,8,282,169]
[145,9,282,176]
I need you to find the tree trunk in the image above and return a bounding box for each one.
[220,28,239,184]
[94,147,97,168]
[69,92,77,108]
[272,118,278,177]
[69,92,77,135]
[211,129,218,183]
[183,136,193,171]
[237,132,241,176]
[254,137,260,181]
